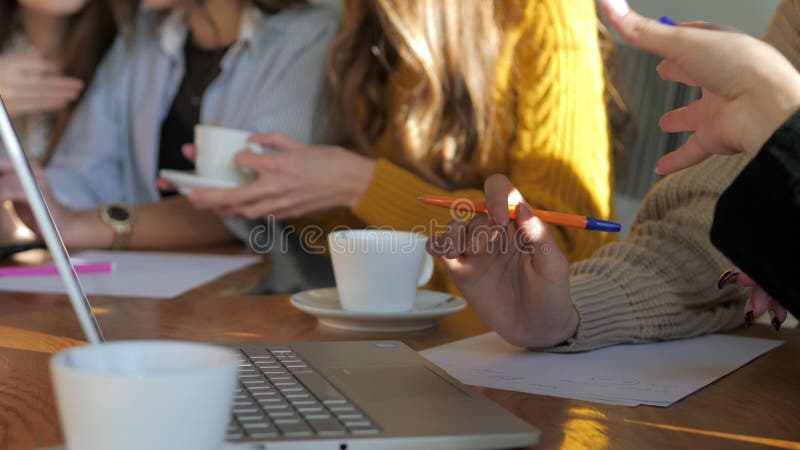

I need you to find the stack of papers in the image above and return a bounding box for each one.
[0,250,261,299]
[421,332,782,407]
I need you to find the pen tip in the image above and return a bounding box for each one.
[415,196,422,201]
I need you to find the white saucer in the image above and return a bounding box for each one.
[290,288,467,332]
[159,169,239,195]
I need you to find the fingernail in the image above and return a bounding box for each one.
[744,310,754,328]
[606,0,630,16]
[717,269,739,289]
[659,16,677,26]
[769,310,781,331]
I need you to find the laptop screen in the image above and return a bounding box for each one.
[0,96,104,344]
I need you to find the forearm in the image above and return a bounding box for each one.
[67,196,236,249]
[546,155,749,352]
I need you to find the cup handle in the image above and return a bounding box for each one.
[417,253,434,287]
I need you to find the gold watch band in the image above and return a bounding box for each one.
[99,203,133,250]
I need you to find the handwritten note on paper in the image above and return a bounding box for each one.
[0,250,261,299]
[421,332,782,407]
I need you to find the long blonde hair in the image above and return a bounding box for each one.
[329,0,628,190]
[329,0,501,189]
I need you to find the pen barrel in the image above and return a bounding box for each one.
[526,209,587,229]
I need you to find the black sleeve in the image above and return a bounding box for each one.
[710,109,800,318]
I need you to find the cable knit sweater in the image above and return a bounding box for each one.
[550,0,799,352]
[286,0,616,293]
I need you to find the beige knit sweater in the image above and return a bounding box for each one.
[552,0,799,352]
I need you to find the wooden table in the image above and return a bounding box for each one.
[0,249,798,450]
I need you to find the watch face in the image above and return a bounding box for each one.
[107,205,130,221]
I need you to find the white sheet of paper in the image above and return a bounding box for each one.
[0,250,261,299]
[421,332,782,407]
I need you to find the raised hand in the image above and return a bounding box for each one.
[601,0,800,174]
[0,50,83,117]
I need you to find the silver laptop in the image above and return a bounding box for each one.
[0,97,540,449]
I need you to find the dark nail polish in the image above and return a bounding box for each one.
[717,270,739,289]
[744,311,754,328]
[772,317,782,331]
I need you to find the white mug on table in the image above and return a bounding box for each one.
[328,229,434,312]
[50,340,239,450]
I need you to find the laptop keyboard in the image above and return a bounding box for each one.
[227,345,380,440]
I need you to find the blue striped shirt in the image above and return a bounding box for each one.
[46,3,339,209]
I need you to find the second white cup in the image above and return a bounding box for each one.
[194,124,264,184]
[328,229,434,312]
[50,340,239,450]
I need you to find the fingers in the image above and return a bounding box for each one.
[182,144,197,162]
[656,60,699,86]
[483,174,515,226]
[655,134,712,175]
[248,131,302,150]
[156,177,175,192]
[16,76,83,92]
[659,101,702,133]
[749,288,771,318]
[430,216,469,260]
[11,54,60,75]
[234,150,282,172]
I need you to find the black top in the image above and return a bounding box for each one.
[157,38,229,195]
[710,109,800,318]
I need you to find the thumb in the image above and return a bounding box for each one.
[600,0,684,60]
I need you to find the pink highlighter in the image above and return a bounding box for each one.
[0,261,114,277]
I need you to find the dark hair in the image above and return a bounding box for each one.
[0,0,119,162]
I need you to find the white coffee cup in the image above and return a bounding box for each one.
[194,124,264,183]
[328,229,434,312]
[50,340,239,450]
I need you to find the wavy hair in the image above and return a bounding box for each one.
[329,0,629,189]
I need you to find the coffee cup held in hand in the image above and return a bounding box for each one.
[194,125,266,184]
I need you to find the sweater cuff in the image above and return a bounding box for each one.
[546,272,639,352]
[352,158,480,234]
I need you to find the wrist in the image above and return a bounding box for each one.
[62,210,113,249]
[341,151,377,208]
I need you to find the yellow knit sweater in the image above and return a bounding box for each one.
[288,0,616,292]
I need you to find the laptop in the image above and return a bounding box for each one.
[0,96,540,449]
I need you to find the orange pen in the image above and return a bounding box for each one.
[417,195,621,232]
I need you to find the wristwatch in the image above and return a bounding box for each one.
[99,203,133,250]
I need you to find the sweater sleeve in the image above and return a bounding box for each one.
[547,155,748,352]
[711,110,800,318]
[352,0,616,262]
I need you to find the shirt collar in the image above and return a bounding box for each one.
[157,4,264,59]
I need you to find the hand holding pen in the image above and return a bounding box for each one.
[602,0,800,174]
[427,174,578,348]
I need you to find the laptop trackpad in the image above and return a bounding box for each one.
[334,366,468,400]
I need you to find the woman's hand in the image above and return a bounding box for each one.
[601,0,800,174]
[718,268,789,330]
[428,174,577,348]
[0,157,110,248]
[0,50,83,117]
[187,132,377,220]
